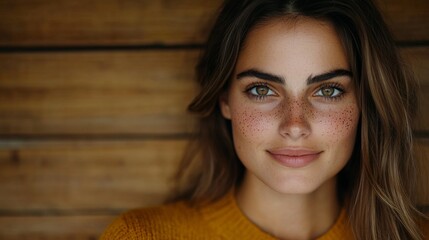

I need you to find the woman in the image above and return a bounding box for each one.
[101,0,427,239]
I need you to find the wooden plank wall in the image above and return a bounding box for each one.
[0,0,428,239]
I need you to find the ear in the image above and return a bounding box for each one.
[219,92,231,120]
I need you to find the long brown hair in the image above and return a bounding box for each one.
[173,0,422,239]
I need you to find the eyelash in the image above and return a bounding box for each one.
[244,82,346,101]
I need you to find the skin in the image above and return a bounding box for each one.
[220,17,360,239]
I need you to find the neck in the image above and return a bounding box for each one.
[236,173,340,240]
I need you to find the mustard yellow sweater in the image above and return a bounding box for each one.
[100,191,356,240]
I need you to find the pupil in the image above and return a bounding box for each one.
[256,86,268,95]
[322,87,334,96]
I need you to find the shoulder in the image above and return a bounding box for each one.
[100,201,212,240]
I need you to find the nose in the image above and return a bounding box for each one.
[278,98,311,140]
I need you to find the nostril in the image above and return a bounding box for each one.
[279,117,311,140]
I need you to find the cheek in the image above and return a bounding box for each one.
[232,109,266,140]
[230,104,277,143]
[316,104,360,144]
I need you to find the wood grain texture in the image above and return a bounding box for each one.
[377,0,429,42]
[0,50,198,135]
[0,47,428,135]
[0,0,221,46]
[0,0,427,47]
[0,215,113,240]
[0,139,187,211]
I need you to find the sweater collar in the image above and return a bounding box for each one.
[199,190,353,239]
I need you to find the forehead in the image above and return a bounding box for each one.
[235,17,349,77]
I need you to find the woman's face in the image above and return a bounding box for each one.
[220,18,360,194]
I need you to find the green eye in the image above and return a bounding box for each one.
[321,87,335,96]
[255,86,269,95]
[315,86,343,98]
[248,85,275,97]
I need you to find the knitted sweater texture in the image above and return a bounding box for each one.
[100,191,355,240]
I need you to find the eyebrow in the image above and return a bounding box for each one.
[307,69,352,85]
[236,69,284,84]
[236,68,352,85]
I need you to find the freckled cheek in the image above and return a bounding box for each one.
[230,106,277,142]
[315,105,360,143]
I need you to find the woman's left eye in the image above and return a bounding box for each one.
[314,86,343,98]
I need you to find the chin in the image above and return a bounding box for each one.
[264,175,333,195]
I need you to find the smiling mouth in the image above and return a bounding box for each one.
[267,149,323,168]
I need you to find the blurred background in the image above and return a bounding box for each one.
[0,0,428,239]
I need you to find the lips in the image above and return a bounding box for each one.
[267,148,322,168]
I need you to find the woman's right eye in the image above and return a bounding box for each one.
[247,85,275,98]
